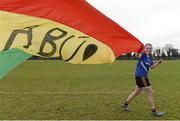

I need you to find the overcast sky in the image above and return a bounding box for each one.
[87,0,180,49]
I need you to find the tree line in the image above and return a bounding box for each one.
[118,44,180,60]
[29,43,180,60]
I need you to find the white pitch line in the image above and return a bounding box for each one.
[0,91,130,95]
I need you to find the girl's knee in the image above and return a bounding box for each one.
[145,88,153,96]
[147,91,153,96]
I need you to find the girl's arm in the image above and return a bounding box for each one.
[150,59,163,69]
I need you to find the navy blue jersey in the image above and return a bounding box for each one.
[135,53,154,77]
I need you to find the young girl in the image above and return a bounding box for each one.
[122,43,165,116]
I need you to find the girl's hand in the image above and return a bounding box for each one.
[135,53,142,58]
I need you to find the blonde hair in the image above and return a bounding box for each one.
[144,43,152,48]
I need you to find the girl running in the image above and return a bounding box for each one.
[122,43,165,116]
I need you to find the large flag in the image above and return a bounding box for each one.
[0,0,143,79]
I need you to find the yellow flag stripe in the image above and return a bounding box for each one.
[0,10,115,64]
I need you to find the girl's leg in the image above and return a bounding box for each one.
[144,86,155,109]
[122,85,142,111]
[144,86,165,116]
[126,85,142,104]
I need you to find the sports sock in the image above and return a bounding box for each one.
[124,102,129,106]
[152,108,157,112]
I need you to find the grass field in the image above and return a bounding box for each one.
[0,60,180,120]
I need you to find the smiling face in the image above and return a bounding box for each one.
[144,44,152,55]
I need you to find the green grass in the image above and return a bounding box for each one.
[0,60,180,120]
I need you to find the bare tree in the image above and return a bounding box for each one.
[163,43,173,59]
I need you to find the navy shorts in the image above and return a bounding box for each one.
[135,76,151,87]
